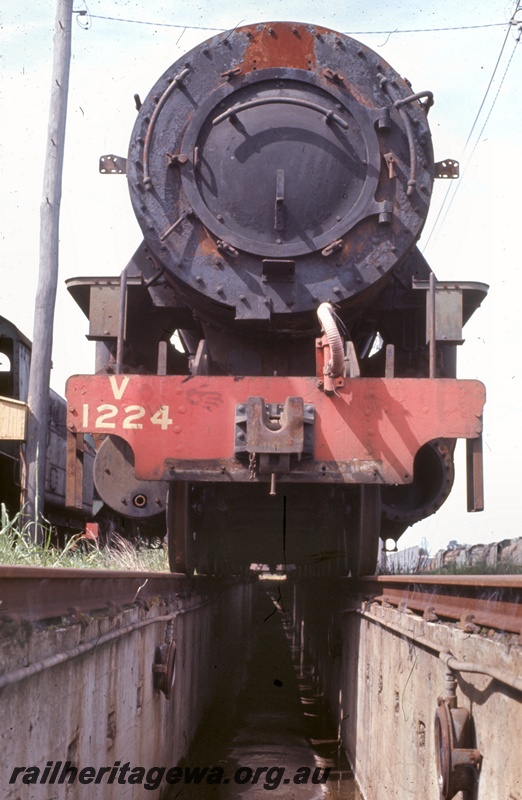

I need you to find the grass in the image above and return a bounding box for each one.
[0,504,169,571]
[381,556,522,576]
[428,562,522,576]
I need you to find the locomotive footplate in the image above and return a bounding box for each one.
[66,374,485,492]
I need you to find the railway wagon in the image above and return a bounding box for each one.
[65,21,487,575]
[0,315,94,529]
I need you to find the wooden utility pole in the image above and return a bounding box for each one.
[25,0,73,538]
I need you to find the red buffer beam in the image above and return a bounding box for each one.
[66,374,485,485]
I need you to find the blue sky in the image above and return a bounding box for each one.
[1,0,521,552]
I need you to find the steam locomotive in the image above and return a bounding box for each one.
[65,21,487,576]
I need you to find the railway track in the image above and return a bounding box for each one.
[0,566,254,800]
[1,566,520,799]
[353,573,522,635]
[2,566,520,636]
[0,565,226,621]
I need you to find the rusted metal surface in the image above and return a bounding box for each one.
[0,565,190,621]
[315,334,345,395]
[466,434,484,512]
[355,574,522,634]
[239,22,317,71]
[93,435,168,517]
[381,439,455,528]
[435,698,482,799]
[126,21,435,327]
[363,573,522,588]
[244,397,305,454]
[66,374,485,484]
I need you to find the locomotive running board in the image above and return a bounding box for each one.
[66,374,485,493]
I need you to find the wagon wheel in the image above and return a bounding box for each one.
[166,482,194,575]
[349,484,382,577]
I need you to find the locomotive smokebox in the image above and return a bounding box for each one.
[127,21,435,333]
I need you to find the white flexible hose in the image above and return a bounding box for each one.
[317,302,345,378]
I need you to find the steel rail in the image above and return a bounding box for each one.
[0,588,226,690]
[352,574,522,635]
[0,565,230,621]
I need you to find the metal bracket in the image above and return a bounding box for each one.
[99,155,127,174]
[374,107,391,131]
[274,169,285,231]
[435,159,459,179]
[344,341,360,378]
[234,397,314,459]
[235,397,314,492]
[377,200,393,225]
[189,340,210,376]
[384,152,396,179]
[316,335,345,394]
[413,276,465,350]
[466,434,484,512]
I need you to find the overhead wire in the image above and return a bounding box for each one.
[463,21,515,150]
[424,27,520,250]
[74,12,511,36]
[423,2,521,252]
[73,12,223,31]
[73,6,520,252]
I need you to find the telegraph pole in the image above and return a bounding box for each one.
[25,0,73,539]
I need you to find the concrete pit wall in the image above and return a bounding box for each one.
[289,579,522,800]
[0,579,253,800]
